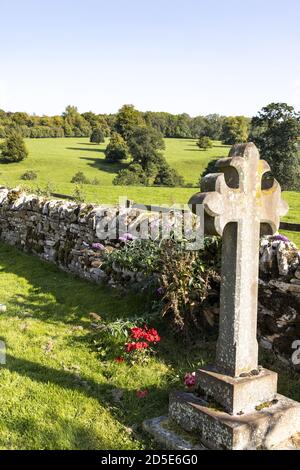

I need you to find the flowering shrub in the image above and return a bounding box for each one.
[124,326,161,363]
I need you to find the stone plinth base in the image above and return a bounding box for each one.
[167,391,300,450]
[197,366,277,415]
[143,415,300,450]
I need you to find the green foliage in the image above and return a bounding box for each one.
[103,237,221,334]
[128,126,165,170]
[114,104,145,140]
[250,103,300,190]
[221,116,249,145]
[20,170,37,181]
[0,130,28,162]
[103,239,161,275]
[90,127,105,144]
[71,171,90,184]
[113,163,148,186]
[153,164,185,187]
[155,238,221,334]
[197,136,213,150]
[105,132,129,161]
[72,184,86,202]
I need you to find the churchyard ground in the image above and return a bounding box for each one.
[0,242,300,449]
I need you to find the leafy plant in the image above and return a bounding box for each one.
[71,171,90,184]
[20,170,37,181]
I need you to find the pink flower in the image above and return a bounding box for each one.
[184,372,196,388]
[136,389,149,398]
[92,243,105,250]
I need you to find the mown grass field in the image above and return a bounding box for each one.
[0,137,299,244]
[1,242,300,449]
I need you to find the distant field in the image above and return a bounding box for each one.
[0,137,299,244]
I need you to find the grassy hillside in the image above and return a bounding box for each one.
[0,137,299,244]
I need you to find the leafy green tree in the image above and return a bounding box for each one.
[105,132,129,161]
[0,130,28,162]
[114,104,145,140]
[153,164,184,187]
[250,103,300,190]
[90,127,105,143]
[128,126,165,170]
[113,164,148,186]
[197,136,213,150]
[221,116,249,144]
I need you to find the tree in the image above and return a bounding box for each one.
[250,103,300,190]
[105,132,129,161]
[221,116,249,145]
[153,164,184,187]
[197,136,213,150]
[128,126,165,170]
[113,164,148,186]
[90,127,105,144]
[114,104,145,140]
[0,130,28,162]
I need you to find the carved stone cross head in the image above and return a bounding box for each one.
[189,143,288,377]
[190,142,288,237]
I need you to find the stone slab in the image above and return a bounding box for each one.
[197,366,277,415]
[142,416,205,450]
[169,391,300,450]
[143,415,300,450]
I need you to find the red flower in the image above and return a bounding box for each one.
[126,343,136,353]
[144,328,161,343]
[136,389,149,398]
[125,341,149,353]
[130,326,161,344]
[135,341,149,350]
[130,327,144,340]
[114,356,125,363]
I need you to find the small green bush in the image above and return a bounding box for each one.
[71,171,90,184]
[20,170,37,181]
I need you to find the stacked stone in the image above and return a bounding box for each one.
[258,235,300,365]
[0,187,161,284]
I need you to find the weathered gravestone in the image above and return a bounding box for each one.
[144,143,300,450]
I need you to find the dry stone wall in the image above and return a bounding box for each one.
[0,186,160,284]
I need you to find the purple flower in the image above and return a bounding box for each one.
[92,242,105,250]
[273,234,290,243]
[119,233,135,242]
[156,287,164,295]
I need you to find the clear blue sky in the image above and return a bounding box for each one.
[0,0,299,117]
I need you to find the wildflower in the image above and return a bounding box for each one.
[184,372,196,388]
[156,287,164,296]
[144,328,161,343]
[92,242,105,250]
[119,233,135,242]
[273,234,290,243]
[130,327,144,340]
[114,357,125,363]
[125,341,149,352]
[136,389,149,398]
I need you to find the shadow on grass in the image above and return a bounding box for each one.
[79,156,128,174]
[3,353,170,443]
[0,242,145,326]
[66,147,106,153]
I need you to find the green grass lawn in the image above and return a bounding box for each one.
[0,242,300,449]
[0,137,299,245]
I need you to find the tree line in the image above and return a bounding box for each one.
[0,103,299,190]
[0,105,250,141]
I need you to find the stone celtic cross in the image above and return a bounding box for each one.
[190,142,288,377]
[146,143,300,449]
